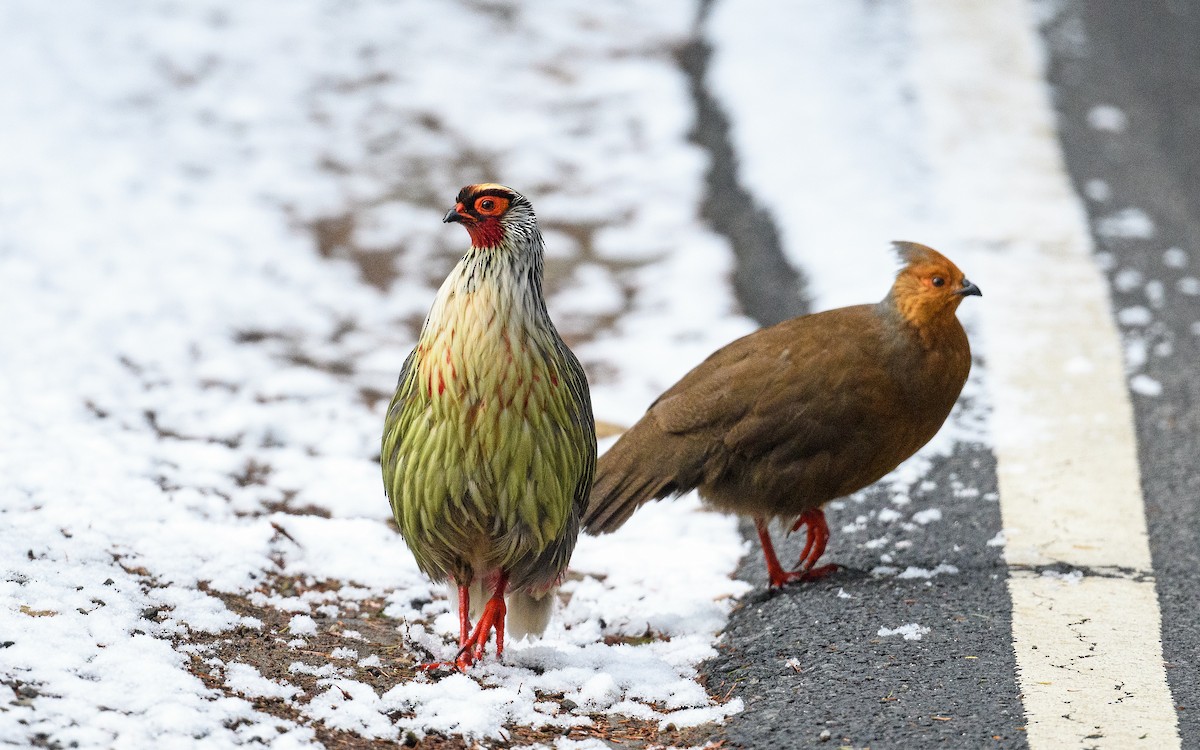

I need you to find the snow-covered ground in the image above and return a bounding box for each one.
[1,1,753,746]
[1,0,1017,746]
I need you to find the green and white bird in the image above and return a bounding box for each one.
[382,184,596,669]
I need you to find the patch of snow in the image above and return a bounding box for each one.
[1114,267,1145,292]
[1041,570,1084,585]
[309,680,397,740]
[911,508,943,525]
[225,663,302,701]
[877,507,903,523]
[877,624,930,641]
[1129,374,1163,397]
[288,615,319,637]
[1084,179,1111,202]
[1163,247,1189,268]
[1145,280,1166,308]
[1086,104,1128,132]
[1178,277,1200,296]
[1117,306,1153,326]
[896,564,960,579]
[1125,335,1150,371]
[1097,208,1156,239]
[986,530,1008,547]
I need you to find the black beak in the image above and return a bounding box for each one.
[443,207,464,224]
[957,279,982,297]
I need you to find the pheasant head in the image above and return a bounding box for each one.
[443,183,538,251]
[887,241,981,333]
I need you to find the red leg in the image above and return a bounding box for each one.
[789,508,838,580]
[456,583,471,647]
[418,582,477,672]
[455,571,509,669]
[756,517,803,588]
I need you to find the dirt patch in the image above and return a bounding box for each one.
[176,574,723,748]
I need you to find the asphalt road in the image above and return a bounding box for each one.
[694,1,1199,747]
[1042,0,1200,744]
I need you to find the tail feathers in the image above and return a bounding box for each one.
[450,582,556,640]
[582,423,697,534]
[505,588,556,639]
[582,467,676,533]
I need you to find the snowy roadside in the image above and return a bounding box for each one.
[0,1,753,746]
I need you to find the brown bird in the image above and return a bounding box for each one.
[582,242,979,587]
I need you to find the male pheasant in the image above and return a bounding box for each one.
[382,184,596,667]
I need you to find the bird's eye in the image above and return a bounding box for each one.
[931,276,945,287]
[473,195,508,216]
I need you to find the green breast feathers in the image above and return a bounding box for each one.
[382,276,595,587]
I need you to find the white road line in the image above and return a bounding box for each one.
[910,1,1182,747]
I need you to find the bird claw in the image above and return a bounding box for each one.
[440,593,507,671]
[790,508,831,572]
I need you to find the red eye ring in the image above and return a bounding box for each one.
[474,195,508,216]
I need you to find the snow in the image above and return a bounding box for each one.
[1115,267,1145,292]
[911,508,943,525]
[1,0,750,745]
[225,663,302,701]
[1040,570,1084,585]
[1086,104,1129,132]
[1097,207,1157,239]
[1085,179,1112,202]
[896,564,960,579]
[877,624,931,641]
[1129,374,1163,397]
[288,615,319,637]
[1163,247,1189,268]
[3,0,1128,744]
[1117,306,1153,326]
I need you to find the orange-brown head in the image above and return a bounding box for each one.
[443,183,536,250]
[886,241,981,330]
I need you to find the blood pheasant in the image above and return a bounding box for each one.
[382,184,596,667]
[583,242,979,588]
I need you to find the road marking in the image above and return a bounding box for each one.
[910,1,1182,747]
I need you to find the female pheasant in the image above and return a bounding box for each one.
[382,184,596,668]
[583,242,979,588]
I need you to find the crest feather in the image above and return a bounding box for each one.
[891,241,949,268]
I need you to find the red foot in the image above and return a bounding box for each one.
[417,575,510,671]
[790,508,837,577]
[416,583,477,671]
[755,514,839,588]
[454,589,506,669]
